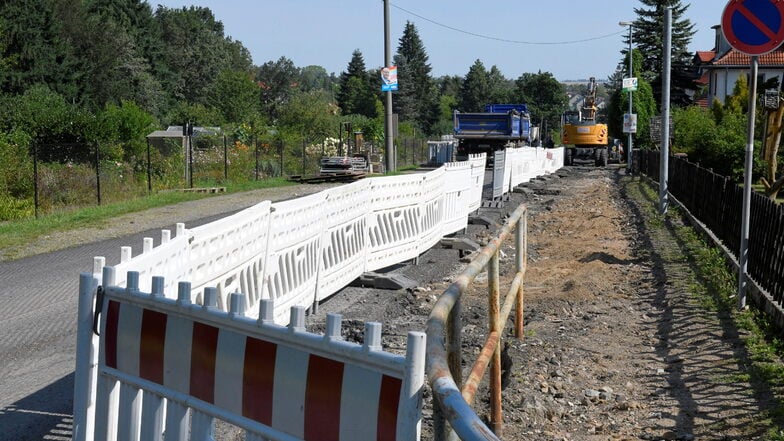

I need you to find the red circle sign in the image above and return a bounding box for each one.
[722,0,784,56]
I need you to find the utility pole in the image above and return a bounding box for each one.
[383,0,395,172]
[660,8,672,214]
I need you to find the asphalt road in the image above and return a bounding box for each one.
[0,211,239,441]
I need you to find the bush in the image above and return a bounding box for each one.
[0,195,34,221]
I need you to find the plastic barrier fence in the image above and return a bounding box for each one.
[74,270,424,441]
[188,200,273,311]
[365,173,425,272]
[467,154,485,213]
[91,149,562,327]
[316,180,371,302]
[493,147,564,198]
[442,160,472,236]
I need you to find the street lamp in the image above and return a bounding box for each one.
[619,21,633,173]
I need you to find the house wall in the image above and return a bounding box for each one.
[708,68,783,105]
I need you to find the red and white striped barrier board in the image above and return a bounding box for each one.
[82,272,425,441]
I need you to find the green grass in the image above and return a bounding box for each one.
[633,178,784,438]
[0,177,295,256]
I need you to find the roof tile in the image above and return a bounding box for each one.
[711,48,784,66]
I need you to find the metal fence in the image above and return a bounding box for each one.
[639,150,784,317]
[427,203,528,441]
[4,135,429,220]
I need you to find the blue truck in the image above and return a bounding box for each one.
[453,104,534,161]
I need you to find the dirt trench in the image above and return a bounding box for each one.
[308,166,776,440]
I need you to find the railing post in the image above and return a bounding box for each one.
[515,212,527,339]
[488,249,503,436]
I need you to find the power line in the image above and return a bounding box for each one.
[391,3,625,45]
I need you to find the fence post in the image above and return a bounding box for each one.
[146,138,152,194]
[33,143,39,219]
[515,212,527,338]
[223,135,228,181]
[95,142,101,206]
[488,249,503,436]
[280,140,285,177]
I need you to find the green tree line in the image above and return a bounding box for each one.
[0,1,572,221]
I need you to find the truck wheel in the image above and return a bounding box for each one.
[565,149,573,166]
[600,149,608,167]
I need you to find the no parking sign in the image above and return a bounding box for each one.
[722,0,784,56]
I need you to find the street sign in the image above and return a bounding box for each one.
[622,77,638,92]
[764,88,781,110]
[721,0,784,56]
[649,115,674,142]
[623,113,637,134]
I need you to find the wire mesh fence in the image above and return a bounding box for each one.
[1,133,430,221]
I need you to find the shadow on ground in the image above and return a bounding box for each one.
[0,373,74,441]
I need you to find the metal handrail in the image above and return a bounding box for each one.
[426,203,527,440]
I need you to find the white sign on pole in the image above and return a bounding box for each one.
[622,77,638,92]
[623,113,637,133]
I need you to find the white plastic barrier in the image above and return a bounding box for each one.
[418,167,446,254]
[442,161,472,236]
[366,173,424,272]
[493,147,564,198]
[316,180,371,302]
[492,150,506,200]
[92,155,489,326]
[111,224,190,295]
[188,200,272,311]
[74,271,425,441]
[467,153,485,213]
[263,192,326,324]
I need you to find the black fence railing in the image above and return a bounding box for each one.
[639,150,784,307]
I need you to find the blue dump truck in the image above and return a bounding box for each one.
[454,104,534,161]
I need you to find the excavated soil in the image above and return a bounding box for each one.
[308,166,775,440]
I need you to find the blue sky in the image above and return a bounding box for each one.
[152,0,723,81]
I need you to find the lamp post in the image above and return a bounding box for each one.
[619,21,633,174]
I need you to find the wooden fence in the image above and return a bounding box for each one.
[639,151,784,309]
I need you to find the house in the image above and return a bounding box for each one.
[698,25,784,106]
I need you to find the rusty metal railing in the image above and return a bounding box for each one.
[426,203,527,441]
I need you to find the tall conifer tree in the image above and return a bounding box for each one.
[630,0,696,107]
[337,50,376,118]
[394,21,438,134]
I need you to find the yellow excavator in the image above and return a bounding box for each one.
[561,77,609,166]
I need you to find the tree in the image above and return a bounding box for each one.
[336,50,376,118]
[514,71,568,134]
[631,0,696,107]
[0,0,80,99]
[459,59,489,112]
[210,69,260,124]
[278,90,339,142]
[256,56,299,123]
[608,49,657,148]
[394,21,438,134]
[299,65,336,93]
[154,6,250,107]
[96,100,157,164]
[487,66,512,104]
